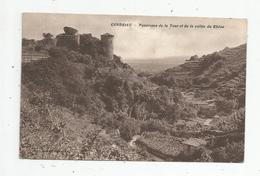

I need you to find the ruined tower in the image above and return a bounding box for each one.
[101,33,114,60]
[56,27,80,50]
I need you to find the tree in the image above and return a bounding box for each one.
[40,33,55,49]
[42,33,53,39]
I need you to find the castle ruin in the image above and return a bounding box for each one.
[55,27,114,59]
[55,27,80,50]
[101,33,114,60]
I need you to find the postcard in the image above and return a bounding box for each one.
[20,13,247,162]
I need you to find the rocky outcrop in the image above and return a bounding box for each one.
[56,27,80,50]
[63,26,78,35]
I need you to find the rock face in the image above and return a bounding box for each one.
[64,26,78,35]
[56,27,80,50]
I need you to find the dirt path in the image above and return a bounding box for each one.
[129,135,141,148]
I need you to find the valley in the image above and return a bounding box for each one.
[20,26,246,162]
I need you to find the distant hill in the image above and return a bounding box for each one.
[151,44,246,106]
[124,56,188,73]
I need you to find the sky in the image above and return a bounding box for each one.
[22,13,247,59]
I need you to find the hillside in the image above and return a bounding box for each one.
[20,27,246,162]
[151,44,246,106]
[20,28,192,160]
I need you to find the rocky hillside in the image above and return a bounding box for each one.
[20,30,194,160]
[20,27,246,162]
[147,44,246,162]
[151,44,246,107]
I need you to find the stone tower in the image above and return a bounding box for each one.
[101,33,114,60]
[56,27,80,49]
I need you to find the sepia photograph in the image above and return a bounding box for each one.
[20,13,247,162]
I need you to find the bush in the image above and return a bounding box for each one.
[119,118,141,141]
[215,97,238,114]
[172,104,197,120]
[140,119,170,134]
[198,106,216,118]
[48,47,68,58]
[97,112,120,129]
[192,76,210,85]
[211,141,244,162]
[35,45,42,52]
[211,60,225,73]
[196,52,226,75]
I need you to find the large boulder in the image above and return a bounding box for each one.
[64,26,78,35]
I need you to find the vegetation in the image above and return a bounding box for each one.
[21,28,246,162]
[211,141,244,162]
[215,97,238,114]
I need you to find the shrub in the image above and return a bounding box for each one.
[192,76,210,85]
[198,106,216,118]
[97,112,120,129]
[48,47,68,58]
[215,97,238,114]
[140,119,169,134]
[34,45,42,52]
[196,52,226,75]
[211,141,244,162]
[173,104,197,120]
[119,118,141,141]
[211,60,225,72]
